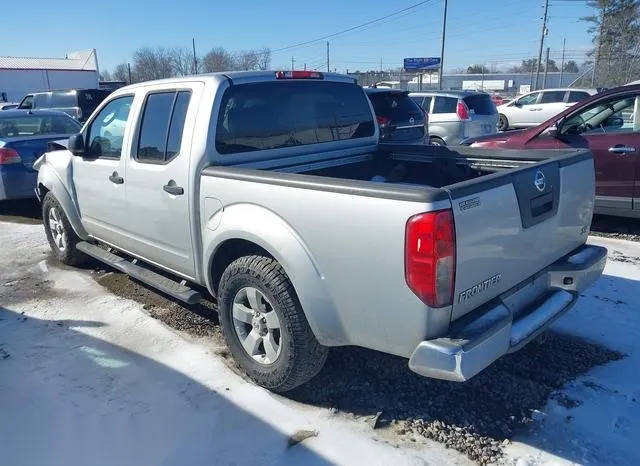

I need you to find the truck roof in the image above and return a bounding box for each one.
[112,71,357,95]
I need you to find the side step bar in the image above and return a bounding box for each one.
[76,242,202,305]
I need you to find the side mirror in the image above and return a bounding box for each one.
[68,133,85,156]
[513,100,522,107]
[546,119,562,138]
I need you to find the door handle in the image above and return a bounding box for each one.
[109,172,124,184]
[608,145,636,154]
[163,180,184,195]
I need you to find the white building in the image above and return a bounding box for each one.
[0,49,100,103]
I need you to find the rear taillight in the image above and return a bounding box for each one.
[456,101,470,120]
[405,209,456,308]
[275,70,324,79]
[377,116,390,127]
[0,148,21,165]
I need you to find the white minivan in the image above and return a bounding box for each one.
[496,88,597,131]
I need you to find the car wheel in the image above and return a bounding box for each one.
[430,136,446,146]
[42,192,87,266]
[218,255,328,392]
[497,114,509,132]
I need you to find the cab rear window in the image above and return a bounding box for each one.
[463,94,497,115]
[215,81,375,155]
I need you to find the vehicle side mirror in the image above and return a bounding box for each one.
[547,120,561,138]
[68,133,86,156]
[513,100,522,107]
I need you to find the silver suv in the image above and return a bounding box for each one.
[410,91,498,146]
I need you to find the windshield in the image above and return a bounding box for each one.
[560,96,636,135]
[0,114,81,138]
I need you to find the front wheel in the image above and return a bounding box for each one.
[218,255,328,392]
[497,114,509,132]
[42,192,86,266]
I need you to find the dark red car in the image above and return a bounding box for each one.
[462,84,640,219]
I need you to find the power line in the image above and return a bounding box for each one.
[270,0,435,53]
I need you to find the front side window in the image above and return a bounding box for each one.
[560,94,637,136]
[215,81,375,155]
[87,95,134,158]
[516,92,540,106]
[19,95,34,109]
[33,93,50,109]
[136,90,191,163]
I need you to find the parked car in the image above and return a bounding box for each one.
[409,91,498,146]
[17,89,112,123]
[0,103,19,110]
[364,87,428,143]
[462,83,640,218]
[496,88,597,131]
[0,110,81,201]
[35,70,605,393]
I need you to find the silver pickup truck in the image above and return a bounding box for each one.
[34,71,607,392]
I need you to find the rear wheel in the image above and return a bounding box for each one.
[430,136,446,146]
[497,114,509,132]
[218,255,328,392]
[42,193,86,266]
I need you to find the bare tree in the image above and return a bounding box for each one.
[257,48,271,70]
[583,0,640,86]
[132,46,174,82]
[233,50,259,71]
[169,47,194,76]
[202,47,234,73]
[100,70,113,81]
[113,63,132,83]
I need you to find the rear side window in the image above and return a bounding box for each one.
[33,93,50,109]
[137,90,191,163]
[567,91,590,103]
[215,81,375,155]
[463,94,496,115]
[50,91,77,107]
[540,91,566,104]
[368,92,424,122]
[433,96,457,114]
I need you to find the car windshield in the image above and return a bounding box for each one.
[463,94,496,115]
[0,114,81,138]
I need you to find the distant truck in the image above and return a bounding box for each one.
[35,71,606,392]
[17,89,111,123]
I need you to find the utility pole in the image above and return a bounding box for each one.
[127,63,132,84]
[559,37,566,87]
[380,57,383,73]
[438,0,448,90]
[327,41,330,72]
[304,63,307,71]
[534,0,549,90]
[543,47,550,89]
[192,38,198,74]
[291,56,295,71]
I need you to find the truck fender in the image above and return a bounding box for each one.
[37,161,89,240]
[203,203,348,347]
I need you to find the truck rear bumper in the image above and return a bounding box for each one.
[408,244,607,382]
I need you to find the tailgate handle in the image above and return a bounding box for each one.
[530,192,553,217]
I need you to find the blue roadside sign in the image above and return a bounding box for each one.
[403,57,441,71]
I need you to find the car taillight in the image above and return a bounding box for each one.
[377,116,390,127]
[456,101,470,120]
[0,148,21,164]
[275,71,324,79]
[405,209,456,308]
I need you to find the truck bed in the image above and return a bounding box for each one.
[202,145,594,357]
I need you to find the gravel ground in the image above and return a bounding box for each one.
[590,215,640,242]
[94,271,624,466]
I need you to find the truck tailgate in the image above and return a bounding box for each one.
[447,150,594,320]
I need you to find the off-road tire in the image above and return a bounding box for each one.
[218,255,328,392]
[42,192,86,266]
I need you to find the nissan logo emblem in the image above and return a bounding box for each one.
[534,170,546,192]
